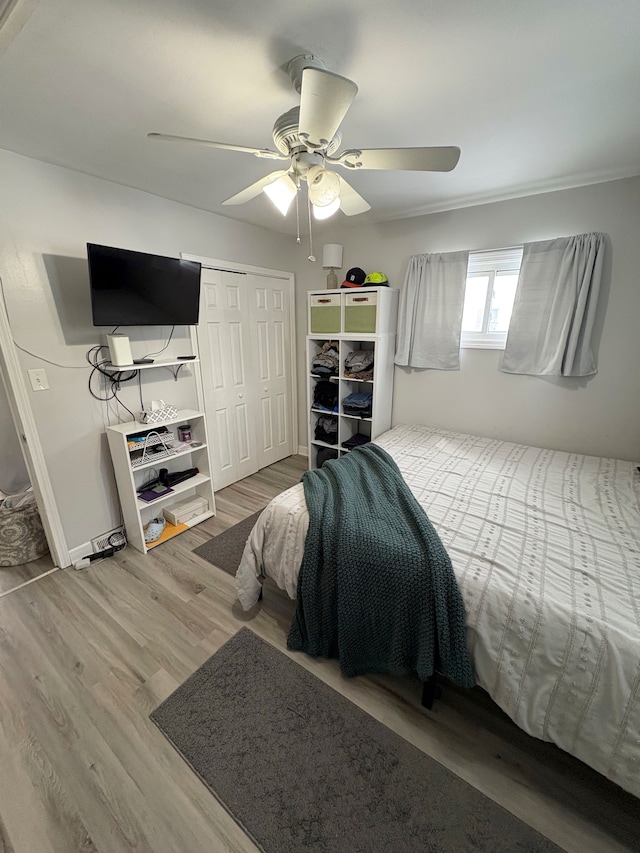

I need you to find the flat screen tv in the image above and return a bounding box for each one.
[87,243,202,326]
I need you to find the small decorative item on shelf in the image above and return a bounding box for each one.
[140,399,178,424]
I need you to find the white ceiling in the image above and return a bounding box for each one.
[2,0,640,235]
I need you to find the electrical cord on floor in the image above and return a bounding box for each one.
[73,528,128,571]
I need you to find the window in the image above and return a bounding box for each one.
[460,247,523,349]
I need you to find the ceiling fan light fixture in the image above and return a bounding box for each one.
[262,173,297,215]
[148,56,459,228]
[313,197,341,220]
[307,166,341,207]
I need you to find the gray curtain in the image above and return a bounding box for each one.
[501,233,605,377]
[395,251,469,370]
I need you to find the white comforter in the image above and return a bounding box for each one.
[236,424,640,799]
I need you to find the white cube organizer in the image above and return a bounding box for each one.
[306,287,399,471]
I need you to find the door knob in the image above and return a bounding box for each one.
[239,393,244,398]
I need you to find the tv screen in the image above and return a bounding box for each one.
[87,243,202,326]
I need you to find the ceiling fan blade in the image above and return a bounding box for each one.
[298,67,357,150]
[222,171,289,205]
[147,133,286,160]
[350,146,461,172]
[338,176,370,216]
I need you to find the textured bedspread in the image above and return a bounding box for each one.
[236,424,640,798]
[287,444,475,686]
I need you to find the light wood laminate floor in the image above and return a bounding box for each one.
[0,552,56,595]
[0,454,638,853]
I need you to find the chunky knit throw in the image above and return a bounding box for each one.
[287,444,475,687]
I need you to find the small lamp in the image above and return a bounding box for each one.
[322,244,343,290]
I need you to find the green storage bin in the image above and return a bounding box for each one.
[344,292,377,333]
[310,294,341,333]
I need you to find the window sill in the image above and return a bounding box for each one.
[460,332,507,350]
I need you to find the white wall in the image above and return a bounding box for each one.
[0,149,301,557]
[3,148,638,559]
[0,368,29,496]
[295,177,640,461]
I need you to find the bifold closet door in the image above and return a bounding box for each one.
[247,273,293,471]
[198,268,293,490]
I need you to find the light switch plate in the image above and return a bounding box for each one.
[28,368,49,391]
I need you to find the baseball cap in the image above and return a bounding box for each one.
[341,267,366,288]
[363,272,389,286]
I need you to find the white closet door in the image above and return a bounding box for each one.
[198,268,294,490]
[199,269,259,490]
[248,274,293,470]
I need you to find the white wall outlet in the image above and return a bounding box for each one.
[28,368,49,391]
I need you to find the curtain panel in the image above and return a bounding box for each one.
[395,251,469,370]
[501,232,606,377]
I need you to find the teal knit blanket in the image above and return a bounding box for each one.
[287,444,475,687]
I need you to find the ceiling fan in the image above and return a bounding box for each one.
[148,54,460,221]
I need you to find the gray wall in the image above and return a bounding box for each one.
[0,369,29,496]
[296,177,640,461]
[2,145,639,559]
[0,149,302,555]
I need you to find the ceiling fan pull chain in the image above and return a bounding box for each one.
[307,191,315,262]
[295,192,301,244]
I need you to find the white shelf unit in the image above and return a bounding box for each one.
[103,357,198,371]
[306,287,398,470]
[106,409,215,553]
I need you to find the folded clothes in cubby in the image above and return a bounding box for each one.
[342,391,373,418]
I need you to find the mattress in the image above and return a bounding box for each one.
[236,424,640,799]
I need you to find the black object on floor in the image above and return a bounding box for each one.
[150,628,562,853]
[192,510,263,575]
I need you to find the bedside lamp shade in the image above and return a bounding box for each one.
[322,244,343,289]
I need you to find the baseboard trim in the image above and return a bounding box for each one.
[68,542,92,564]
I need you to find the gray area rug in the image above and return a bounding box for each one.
[150,628,561,853]
[192,510,263,575]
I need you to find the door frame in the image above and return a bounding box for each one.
[182,253,298,470]
[0,288,70,568]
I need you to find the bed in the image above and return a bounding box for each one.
[236,424,640,800]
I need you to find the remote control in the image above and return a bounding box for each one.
[177,355,196,360]
[133,358,155,364]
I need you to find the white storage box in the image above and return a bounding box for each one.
[163,496,209,526]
